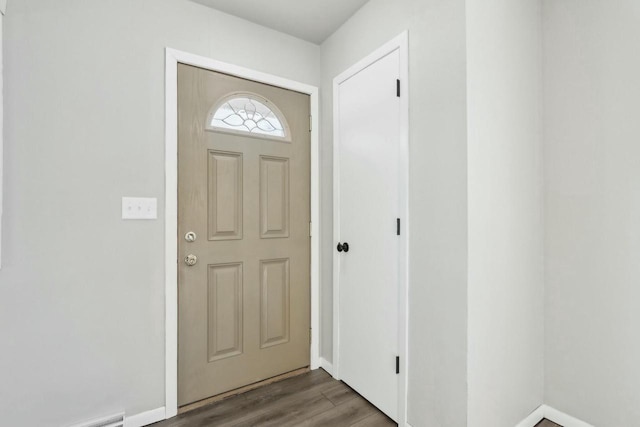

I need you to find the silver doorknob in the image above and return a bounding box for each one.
[184,254,198,266]
[185,231,197,242]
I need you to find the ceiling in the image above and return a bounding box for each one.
[190,0,370,44]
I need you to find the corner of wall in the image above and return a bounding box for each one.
[515,405,594,427]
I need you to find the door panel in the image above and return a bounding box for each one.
[208,151,243,240]
[260,258,290,348]
[178,64,311,406]
[260,156,290,238]
[207,263,243,361]
[336,50,401,421]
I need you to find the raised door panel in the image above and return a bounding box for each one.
[208,263,243,361]
[208,150,243,240]
[260,259,290,348]
[260,156,290,239]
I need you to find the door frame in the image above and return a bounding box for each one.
[332,32,409,426]
[164,48,321,419]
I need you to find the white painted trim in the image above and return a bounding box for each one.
[331,60,341,381]
[164,49,179,420]
[543,405,594,427]
[332,31,410,427]
[515,405,545,427]
[124,407,166,427]
[164,48,321,420]
[68,412,125,427]
[514,405,594,427]
[0,0,6,15]
[319,357,334,376]
[397,32,411,427]
[0,14,4,268]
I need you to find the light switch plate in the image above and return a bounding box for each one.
[122,197,157,220]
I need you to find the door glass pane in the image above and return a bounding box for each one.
[207,93,289,140]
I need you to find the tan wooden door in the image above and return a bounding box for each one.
[177,64,311,406]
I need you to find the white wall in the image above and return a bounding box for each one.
[543,1,640,425]
[466,1,544,426]
[12,2,637,427]
[0,1,320,426]
[320,1,469,425]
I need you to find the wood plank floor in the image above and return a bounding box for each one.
[153,369,395,427]
[152,369,563,427]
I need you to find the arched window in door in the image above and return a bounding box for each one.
[206,92,290,141]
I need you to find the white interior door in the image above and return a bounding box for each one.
[335,49,401,421]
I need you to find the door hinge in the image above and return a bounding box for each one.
[396,218,401,236]
[396,356,400,374]
[396,79,401,97]
[309,115,313,132]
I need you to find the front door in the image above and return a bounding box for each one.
[177,64,311,406]
[335,49,401,421]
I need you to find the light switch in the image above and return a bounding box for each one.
[122,197,157,220]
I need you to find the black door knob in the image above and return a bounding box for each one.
[337,242,350,253]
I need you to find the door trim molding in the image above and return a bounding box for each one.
[124,407,166,427]
[164,48,321,419]
[515,405,594,427]
[332,31,409,426]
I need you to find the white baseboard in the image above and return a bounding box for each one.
[516,405,545,427]
[124,407,166,427]
[319,357,334,376]
[69,412,126,427]
[543,405,593,427]
[515,404,594,427]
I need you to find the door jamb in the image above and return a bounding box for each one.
[332,31,409,426]
[164,48,321,419]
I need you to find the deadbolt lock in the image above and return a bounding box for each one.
[184,254,198,267]
[185,231,197,242]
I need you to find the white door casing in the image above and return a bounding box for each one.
[332,32,409,425]
[0,11,4,268]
